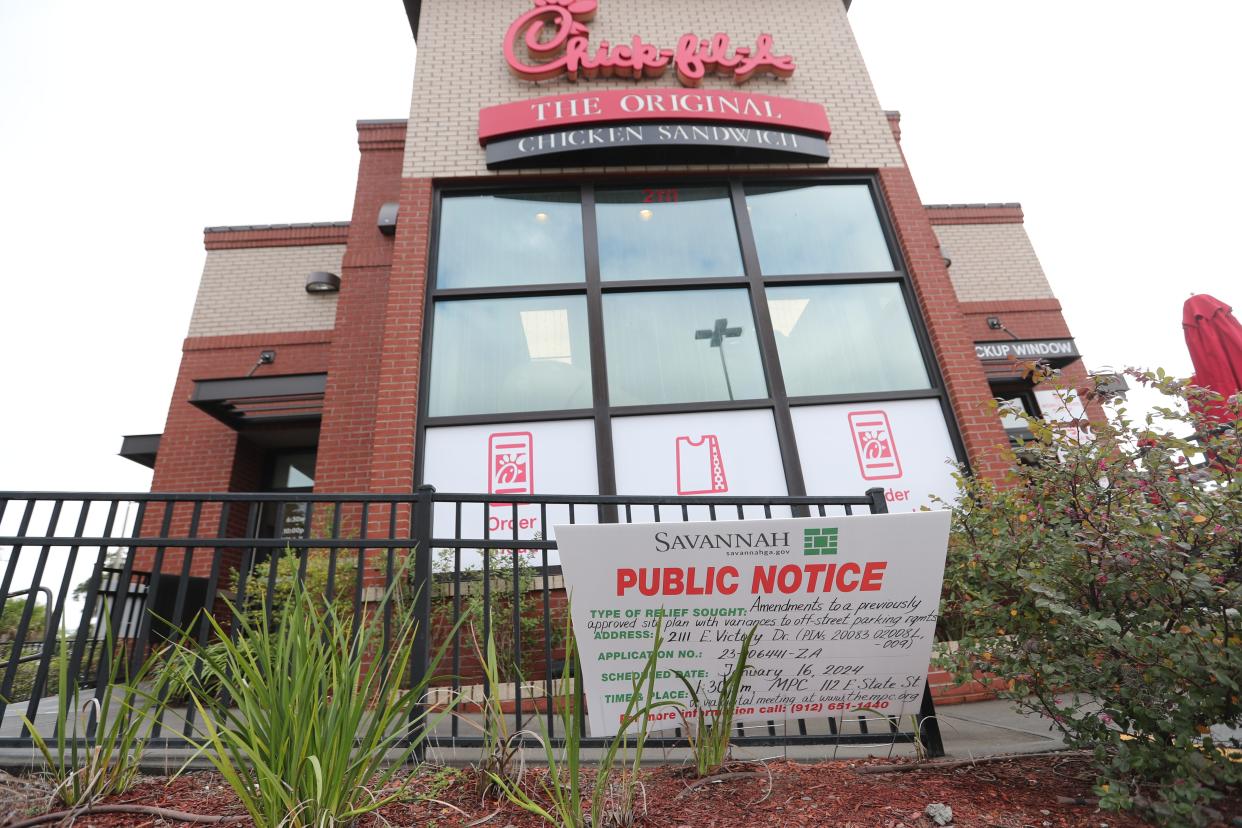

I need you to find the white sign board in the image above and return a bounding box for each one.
[556,511,951,737]
[422,419,599,544]
[612,409,790,520]
[792,398,959,512]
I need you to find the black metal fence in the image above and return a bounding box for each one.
[0,488,943,757]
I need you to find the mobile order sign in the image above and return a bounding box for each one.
[555,512,951,737]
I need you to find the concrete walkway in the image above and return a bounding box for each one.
[0,694,1067,773]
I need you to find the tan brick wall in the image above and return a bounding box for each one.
[405,0,903,178]
[186,245,345,338]
[933,223,1055,303]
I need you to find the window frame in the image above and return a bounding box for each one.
[414,175,967,499]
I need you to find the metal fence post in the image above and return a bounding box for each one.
[867,485,946,759]
[410,484,435,757]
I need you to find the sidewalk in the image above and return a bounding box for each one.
[0,696,1067,773]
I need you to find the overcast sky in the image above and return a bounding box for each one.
[1,0,1238,494]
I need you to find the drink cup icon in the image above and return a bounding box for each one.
[847,411,902,480]
[676,435,729,495]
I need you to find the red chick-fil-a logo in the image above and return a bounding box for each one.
[503,0,796,88]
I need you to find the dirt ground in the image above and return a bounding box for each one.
[4,754,1239,827]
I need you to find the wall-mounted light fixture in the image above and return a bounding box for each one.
[377,202,399,236]
[246,350,276,378]
[305,271,341,294]
[987,316,1021,341]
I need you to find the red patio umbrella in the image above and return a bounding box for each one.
[1182,293,1242,426]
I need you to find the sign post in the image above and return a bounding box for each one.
[555,511,951,740]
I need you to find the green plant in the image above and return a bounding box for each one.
[1,596,47,640]
[431,547,556,686]
[159,548,360,704]
[941,370,1242,825]
[170,557,459,828]
[20,629,165,807]
[460,624,526,801]
[488,613,673,828]
[675,625,756,777]
[2,652,63,704]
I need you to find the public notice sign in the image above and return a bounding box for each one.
[555,512,951,737]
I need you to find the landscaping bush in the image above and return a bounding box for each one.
[170,556,455,828]
[161,549,358,703]
[941,370,1242,825]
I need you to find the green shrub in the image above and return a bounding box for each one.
[941,370,1242,825]
[160,549,358,703]
[2,653,62,704]
[170,556,456,828]
[488,613,673,828]
[430,547,558,686]
[21,629,166,807]
[676,624,756,777]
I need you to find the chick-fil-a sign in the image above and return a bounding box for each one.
[505,0,796,88]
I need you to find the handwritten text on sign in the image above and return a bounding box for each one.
[555,512,951,737]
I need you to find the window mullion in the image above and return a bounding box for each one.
[729,179,808,500]
[581,184,618,507]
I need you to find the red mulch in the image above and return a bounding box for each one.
[16,755,1240,827]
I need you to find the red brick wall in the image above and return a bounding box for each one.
[140,331,332,576]
[315,122,406,495]
[365,176,434,493]
[878,167,1013,481]
[959,298,1071,343]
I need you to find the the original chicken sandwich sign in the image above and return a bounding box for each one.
[481,0,830,168]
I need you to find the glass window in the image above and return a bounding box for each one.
[596,186,743,281]
[603,289,767,406]
[268,450,316,490]
[428,295,593,417]
[766,282,930,397]
[745,184,894,275]
[436,191,585,288]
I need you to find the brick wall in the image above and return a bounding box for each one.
[187,244,346,338]
[931,220,1056,304]
[879,168,1014,480]
[406,0,902,177]
[315,121,406,494]
[366,177,434,492]
[140,330,333,575]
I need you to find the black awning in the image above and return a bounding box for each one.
[190,373,327,428]
[118,433,161,468]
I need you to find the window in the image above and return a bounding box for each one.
[421,179,955,503]
[603,289,766,406]
[595,186,743,281]
[767,282,930,397]
[991,383,1041,444]
[258,450,316,542]
[745,184,894,275]
[428,296,592,417]
[436,191,585,288]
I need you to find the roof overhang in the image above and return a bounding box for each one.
[119,433,161,469]
[190,373,327,428]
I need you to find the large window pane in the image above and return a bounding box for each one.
[791,398,958,511]
[604,289,766,406]
[767,282,930,397]
[436,191,585,288]
[429,295,592,416]
[596,186,743,281]
[746,184,894,275]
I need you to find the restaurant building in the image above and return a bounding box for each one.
[122,0,1097,545]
